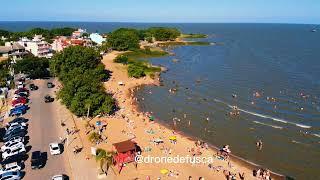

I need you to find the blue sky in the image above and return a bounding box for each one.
[1,0,319,24]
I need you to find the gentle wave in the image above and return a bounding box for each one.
[214,98,312,129]
[312,133,320,138]
[253,121,283,129]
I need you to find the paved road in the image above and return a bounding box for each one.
[22,79,71,179]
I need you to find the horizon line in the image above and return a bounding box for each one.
[0,20,318,26]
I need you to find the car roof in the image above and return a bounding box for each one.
[50,143,59,147]
[32,151,41,157]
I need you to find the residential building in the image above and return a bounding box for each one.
[72,28,87,38]
[18,35,53,58]
[0,42,28,61]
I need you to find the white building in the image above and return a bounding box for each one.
[18,35,53,58]
[89,33,106,45]
[0,42,28,61]
[72,28,87,38]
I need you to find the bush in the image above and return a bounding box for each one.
[114,55,129,64]
[128,64,146,78]
[88,132,101,143]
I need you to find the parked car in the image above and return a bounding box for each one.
[2,146,26,159]
[5,127,27,136]
[10,105,28,113]
[12,99,27,106]
[31,151,46,169]
[49,143,61,155]
[52,174,69,180]
[0,162,23,174]
[15,92,28,98]
[0,162,22,173]
[9,109,25,117]
[9,118,27,124]
[44,95,54,103]
[0,171,22,180]
[6,122,27,129]
[14,88,28,94]
[47,82,54,88]
[29,84,38,91]
[1,141,24,152]
[3,131,26,142]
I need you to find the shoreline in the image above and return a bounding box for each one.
[99,51,285,179]
[132,85,285,179]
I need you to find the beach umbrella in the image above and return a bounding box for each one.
[149,116,155,121]
[96,121,101,126]
[169,136,177,141]
[160,168,169,174]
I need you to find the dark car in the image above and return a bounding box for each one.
[1,153,26,165]
[3,130,27,142]
[29,84,38,91]
[47,82,54,88]
[31,151,46,169]
[44,95,54,103]
[11,104,28,112]
[9,117,27,124]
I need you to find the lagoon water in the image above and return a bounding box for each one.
[1,22,319,179]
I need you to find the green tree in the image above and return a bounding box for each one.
[95,149,115,172]
[107,28,140,51]
[51,46,116,117]
[14,55,50,79]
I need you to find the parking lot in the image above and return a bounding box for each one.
[1,78,71,179]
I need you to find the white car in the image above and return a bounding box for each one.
[52,174,68,180]
[0,171,22,180]
[49,143,61,155]
[17,84,24,89]
[1,141,24,152]
[2,146,26,159]
[4,136,25,143]
[6,123,27,130]
[0,162,22,174]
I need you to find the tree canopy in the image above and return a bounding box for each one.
[0,27,76,43]
[14,55,50,79]
[50,46,116,117]
[106,28,140,51]
[147,27,181,41]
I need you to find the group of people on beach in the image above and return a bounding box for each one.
[253,168,272,180]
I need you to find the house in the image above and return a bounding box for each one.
[89,33,106,45]
[0,42,28,61]
[51,36,69,52]
[72,28,87,38]
[17,35,53,58]
[51,36,92,52]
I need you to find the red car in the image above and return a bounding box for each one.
[12,97,27,106]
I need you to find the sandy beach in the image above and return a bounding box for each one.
[71,51,283,180]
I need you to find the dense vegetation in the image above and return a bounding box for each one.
[114,48,164,78]
[14,55,50,79]
[105,27,181,51]
[180,33,207,38]
[158,41,210,46]
[147,27,180,41]
[106,28,140,51]
[0,60,10,87]
[0,27,76,43]
[50,46,116,117]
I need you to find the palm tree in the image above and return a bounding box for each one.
[96,148,115,173]
[88,132,101,143]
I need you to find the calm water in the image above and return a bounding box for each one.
[1,22,319,179]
